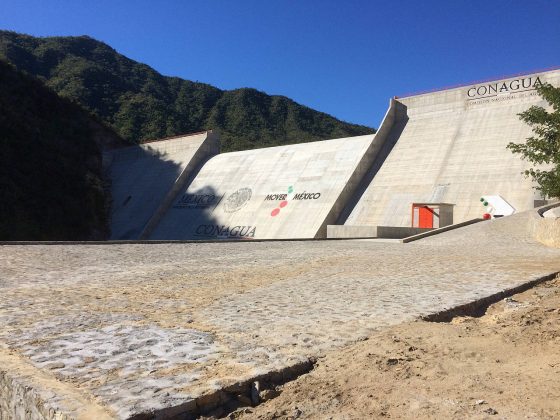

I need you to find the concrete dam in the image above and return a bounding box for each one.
[4,70,560,419]
[105,68,560,240]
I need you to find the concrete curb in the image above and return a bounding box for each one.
[0,237,386,246]
[401,218,484,243]
[421,271,560,322]
[528,201,560,248]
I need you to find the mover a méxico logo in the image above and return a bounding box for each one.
[467,76,542,99]
[264,185,321,217]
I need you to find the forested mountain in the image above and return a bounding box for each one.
[0,30,374,152]
[0,59,127,240]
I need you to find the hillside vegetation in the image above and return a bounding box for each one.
[0,59,126,240]
[0,30,375,152]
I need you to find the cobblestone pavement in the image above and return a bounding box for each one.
[1,211,559,418]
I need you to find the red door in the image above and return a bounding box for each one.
[418,206,433,228]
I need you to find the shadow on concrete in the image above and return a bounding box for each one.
[335,111,409,224]
[105,139,225,240]
[150,185,223,240]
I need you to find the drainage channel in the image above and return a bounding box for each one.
[421,271,560,323]
[129,358,316,420]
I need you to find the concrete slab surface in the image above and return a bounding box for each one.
[1,210,560,418]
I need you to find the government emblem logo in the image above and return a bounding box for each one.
[223,188,252,213]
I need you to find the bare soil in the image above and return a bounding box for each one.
[236,277,560,420]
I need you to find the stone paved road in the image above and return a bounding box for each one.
[1,211,559,418]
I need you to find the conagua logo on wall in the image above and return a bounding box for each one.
[194,224,256,239]
[466,76,542,99]
[223,188,252,213]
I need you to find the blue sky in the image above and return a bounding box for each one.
[1,0,559,128]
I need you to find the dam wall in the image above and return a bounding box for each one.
[105,131,219,240]
[106,69,560,240]
[344,69,560,228]
[148,133,383,240]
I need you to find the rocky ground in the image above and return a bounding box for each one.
[237,277,560,420]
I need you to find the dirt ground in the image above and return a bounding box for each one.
[235,277,560,420]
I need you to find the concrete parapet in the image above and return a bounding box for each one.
[377,226,432,239]
[327,225,431,239]
[327,225,377,238]
[543,206,560,218]
[527,202,560,248]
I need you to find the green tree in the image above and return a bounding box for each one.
[0,60,126,240]
[507,82,560,198]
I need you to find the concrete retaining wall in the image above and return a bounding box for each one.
[327,225,377,238]
[0,371,46,420]
[527,202,560,248]
[326,225,431,239]
[0,360,111,420]
[377,226,432,239]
